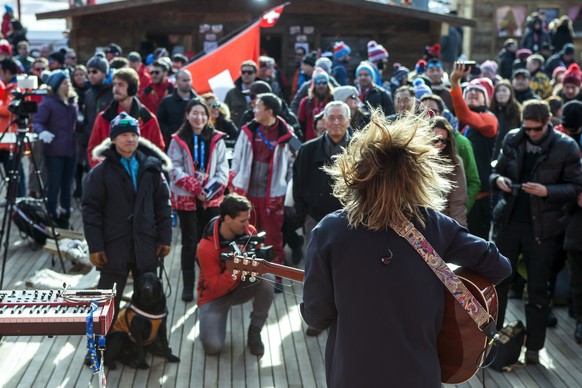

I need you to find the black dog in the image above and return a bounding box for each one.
[104,272,180,369]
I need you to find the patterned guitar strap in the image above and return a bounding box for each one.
[391,220,498,341]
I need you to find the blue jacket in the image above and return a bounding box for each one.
[33,94,78,157]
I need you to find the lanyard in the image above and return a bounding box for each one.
[257,128,275,151]
[86,301,107,387]
[193,134,206,171]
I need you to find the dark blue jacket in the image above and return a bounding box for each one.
[33,94,78,157]
[301,208,511,388]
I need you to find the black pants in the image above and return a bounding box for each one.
[177,207,219,272]
[568,250,582,321]
[97,265,138,322]
[495,220,555,351]
[467,196,492,240]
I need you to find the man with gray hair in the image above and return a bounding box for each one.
[293,100,351,248]
[156,69,199,150]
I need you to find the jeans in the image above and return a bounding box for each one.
[198,275,274,354]
[44,155,77,223]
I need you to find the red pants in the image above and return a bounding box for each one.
[248,196,285,265]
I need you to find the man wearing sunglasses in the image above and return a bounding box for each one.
[298,70,334,141]
[491,99,582,365]
[225,60,258,128]
[139,59,175,114]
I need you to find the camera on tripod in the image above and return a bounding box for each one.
[8,76,47,122]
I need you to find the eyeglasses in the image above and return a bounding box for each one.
[521,124,544,132]
[432,138,449,145]
[150,70,161,75]
[211,102,221,108]
[89,69,100,74]
[241,70,255,75]
[314,80,328,86]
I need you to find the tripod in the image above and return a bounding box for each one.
[0,116,64,289]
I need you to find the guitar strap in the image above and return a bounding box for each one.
[391,220,497,338]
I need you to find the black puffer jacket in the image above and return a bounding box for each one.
[82,138,173,275]
[490,126,582,242]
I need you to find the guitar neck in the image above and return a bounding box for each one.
[264,261,304,283]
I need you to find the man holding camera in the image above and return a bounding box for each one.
[197,194,274,357]
[490,99,582,364]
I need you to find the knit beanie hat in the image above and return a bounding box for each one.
[552,66,567,80]
[480,60,498,74]
[127,51,142,63]
[355,61,376,81]
[562,43,575,56]
[367,40,389,63]
[561,101,582,130]
[46,70,69,92]
[110,113,140,139]
[87,55,110,74]
[463,78,494,106]
[49,51,65,65]
[516,48,532,60]
[413,78,432,99]
[333,85,359,102]
[333,41,351,60]
[302,51,317,67]
[415,59,427,74]
[562,63,582,87]
[315,57,333,74]
[393,66,410,82]
[312,69,329,84]
[106,43,123,57]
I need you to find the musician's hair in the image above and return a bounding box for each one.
[325,110,453,230]
[220,193,252,219]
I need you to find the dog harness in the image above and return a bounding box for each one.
[110,304,167,346]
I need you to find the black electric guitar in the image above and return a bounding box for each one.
[224,253,497,384]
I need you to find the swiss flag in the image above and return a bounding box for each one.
[183,21,261,98]
[260,4,286,28]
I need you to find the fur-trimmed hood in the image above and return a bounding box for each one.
[92,137,172,171]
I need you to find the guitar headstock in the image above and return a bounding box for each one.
[224,252,268,282]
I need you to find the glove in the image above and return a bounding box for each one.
[39,131,55,144]
[89,251,108,267]
[156,244,171,258]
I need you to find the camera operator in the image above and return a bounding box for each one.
[196,193,274,357]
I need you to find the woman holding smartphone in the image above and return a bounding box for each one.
[167,98,229,302]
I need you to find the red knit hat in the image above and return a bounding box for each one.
[0,39,12,56]
[464,78,494,106]
[562,63,582,87]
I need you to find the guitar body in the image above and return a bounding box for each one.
[438,268,498,384]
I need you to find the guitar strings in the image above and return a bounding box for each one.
[244,275,304,299]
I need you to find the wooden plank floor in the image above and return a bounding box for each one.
[0,203,581,387]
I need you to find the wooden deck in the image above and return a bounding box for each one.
[0,203,581,388]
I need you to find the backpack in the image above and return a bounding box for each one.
[12,198,52,245]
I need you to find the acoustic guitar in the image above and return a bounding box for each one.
[225,253,497,384]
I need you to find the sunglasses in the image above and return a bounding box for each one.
[241,70,255,75]
[89,69,100,74]
[521,124,544,132]
[314,80,328,86]
[432,138,449,145]
[211,102,221,108]
[427,62,443,69]
[150,70,161,75]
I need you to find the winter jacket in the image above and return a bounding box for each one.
[498,49,516,80]
[514,88,540,104]
[301,208,511,388]
[453,130,481,210]
[167,130,229,211]
[298,95,333,141]
[83,83,113,147]
[231,117,294,200]
[292,134,347,223]
[544,52,575,78]
[136,63,152,94]
[490,126,582,242]
[32,94,78,157]
[82,138,172,275]
[139,80,175,114]
[156,89,199,149]
[451,87,498,193]
[361,85,395,116]
[551,25,573,53]
[492,105,522,161]
[440,27,462,63]
[521,29,551,54]
[196,217,257,306]
[87,98,165,167]
[331,61,348,86]
[291,76,340,115]
[224,78,250,128]
[0,80,16,152]
[529,70,552,99]
[241,101,302,141]
[444,155,468,227]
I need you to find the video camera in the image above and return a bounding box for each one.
[220,231,275,262]
[8,76,47,119]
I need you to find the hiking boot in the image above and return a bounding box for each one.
[546,309,558,328]
[248,325,265,356]
[181,270,195,302]
[525,350,539,365]
[575,322,582,344]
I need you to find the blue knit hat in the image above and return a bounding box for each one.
[355,61,376,82]
[46,70,69,92]
[110,113,140,139]
[333,41,351,60]
[312,69,329,84]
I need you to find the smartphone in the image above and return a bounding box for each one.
[457,60,476,72]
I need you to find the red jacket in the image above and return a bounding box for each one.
[139,80,175,114]
[87,98,165,168]
[137,63,152,93]
[0,80,18,152]
[196,218,257,306]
